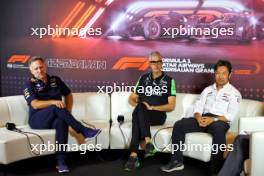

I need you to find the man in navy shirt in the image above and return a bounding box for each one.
[23,56,101,173]
[124,51,176,171]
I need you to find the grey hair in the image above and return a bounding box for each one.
[28,56,45,67]
[149,51,161,60]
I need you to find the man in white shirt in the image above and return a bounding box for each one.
[160,60,242,175]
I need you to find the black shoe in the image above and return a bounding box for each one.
[124,156,140,171]
[209,170,219,176]
[160,160,184,172]
[144,142,157,158]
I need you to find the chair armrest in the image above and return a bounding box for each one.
[239,117,264,134]
[250,131,264,176]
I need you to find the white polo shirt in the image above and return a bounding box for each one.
[193,83,242,122]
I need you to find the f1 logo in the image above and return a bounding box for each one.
[112,57,149,71]
[7,55,30,64]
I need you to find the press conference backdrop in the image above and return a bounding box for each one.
[0,0,263,101]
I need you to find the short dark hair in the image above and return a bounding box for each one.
[28,56,45,67]
[214,60,232,74]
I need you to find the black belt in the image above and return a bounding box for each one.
[202,113,218,118]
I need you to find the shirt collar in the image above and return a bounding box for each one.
[32,74,50,85]
[213,82,230,90]
[149,71,165,81]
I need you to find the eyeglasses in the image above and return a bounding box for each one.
[149,60,162,64]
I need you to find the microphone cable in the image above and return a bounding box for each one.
[152,126,173,152]
[6,123,45,156]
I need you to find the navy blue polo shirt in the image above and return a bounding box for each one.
[135,72,176,106]
[23,74,71,117]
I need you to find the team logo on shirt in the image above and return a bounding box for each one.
[35,83,44,91]
[235,95,241,103]
[144,77,151,85]
[221,93,230,102]
[160,80,168,86]
[23,88,30,99]
[207,92,213,96]
[50,77,58,88]
[205,92,213,99]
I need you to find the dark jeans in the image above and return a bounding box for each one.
[130,103,166,153]
[218,135,249,176]
[171,117,230,173]
[29,105,83,161]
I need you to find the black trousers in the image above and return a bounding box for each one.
[130,103,166,153]
[218,135,249,176]
[171,117,230,173]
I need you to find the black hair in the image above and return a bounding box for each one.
[214,60,232,74]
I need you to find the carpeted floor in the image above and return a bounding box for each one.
[0,150,210,176]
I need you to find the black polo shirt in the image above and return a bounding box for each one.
[135,72,176,106]
[23,74,71,117]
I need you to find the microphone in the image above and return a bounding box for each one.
[6,122,21,132]
[117,115,124,124]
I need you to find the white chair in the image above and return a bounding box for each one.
[239,117,264,176]
[0,93,110,164]
[110,92,263,162]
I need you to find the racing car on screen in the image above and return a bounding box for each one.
[185,13,255,42]
[110,0,256,42]
[111,11,187,39]
[256,16,264,40]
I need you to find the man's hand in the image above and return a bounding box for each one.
[195,113,214,127]
[128,92,139,107]
[31,99,65,110]
[52,100,66,109]
[199,116,214,127]
[195,113,205,127]
[142,102,152,110]
[196,116,204,127]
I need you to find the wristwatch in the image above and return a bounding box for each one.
[214,118,219,122]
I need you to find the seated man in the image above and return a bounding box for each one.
[124,51,176,171]
[218,135,249,176]
[23,56,101,173]
[160,60,242,175]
